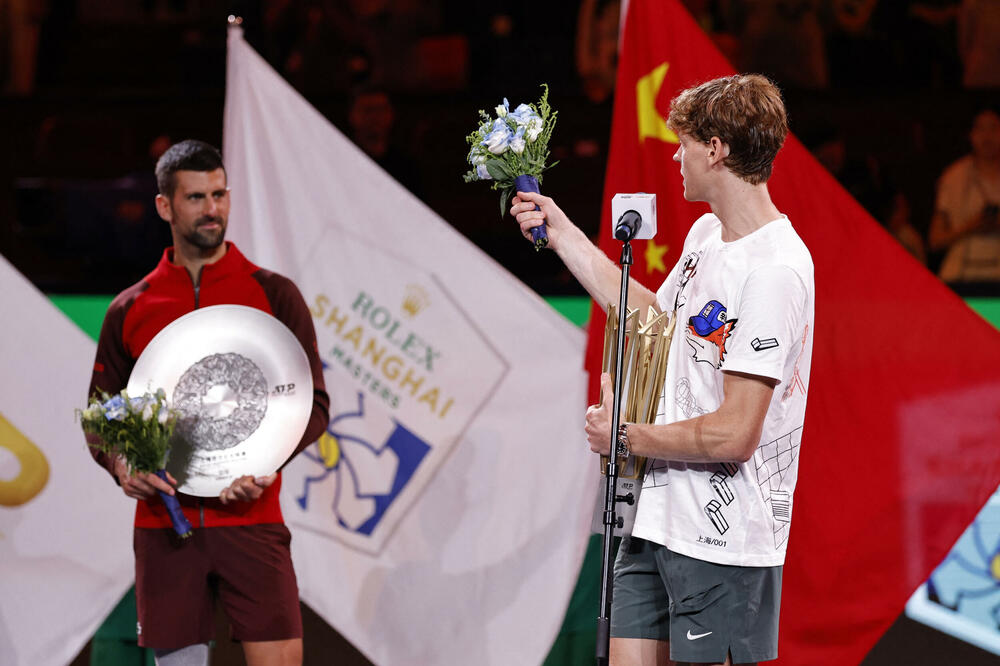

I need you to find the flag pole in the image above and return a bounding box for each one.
[596,239,637,664]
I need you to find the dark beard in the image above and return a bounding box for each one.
[183,218,226,250]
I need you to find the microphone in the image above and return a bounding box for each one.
[615,210,643,241]
[611,193,657,241]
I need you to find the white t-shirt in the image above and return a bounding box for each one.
[631,213,814,567]
[935,155,1000,234]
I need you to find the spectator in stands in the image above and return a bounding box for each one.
[907,2,962,87]
[930,106,1000,283]
[958,0,1000,88]
[576,0,619,105]
[271,0,440,94]
[680,0,742,64]
[739,0,827,89]
[826,0,891,88]
[1,0,48,95]
[348,85,422,197]
[807,123,925,264]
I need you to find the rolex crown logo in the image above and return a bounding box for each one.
[402,284,430,318]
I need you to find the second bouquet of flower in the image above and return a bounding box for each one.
[79,389,193,539]
[463,84,558,250]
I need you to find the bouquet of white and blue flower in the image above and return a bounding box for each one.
[78,389,192,538]
[463,84,558,250]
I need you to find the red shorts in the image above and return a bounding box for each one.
[133,523,302,649]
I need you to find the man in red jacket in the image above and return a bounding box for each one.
[88,140,330,666]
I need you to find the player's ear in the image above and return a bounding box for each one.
[708,136,729,162]
[155,194,173,223]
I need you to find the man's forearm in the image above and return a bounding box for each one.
[627,413,757,464]
[554,224,658,314]
[625,372,775,464]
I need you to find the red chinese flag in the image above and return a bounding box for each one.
[587,0,1000,663]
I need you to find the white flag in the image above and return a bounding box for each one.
[223,27,594,666]
[0,255,134,665]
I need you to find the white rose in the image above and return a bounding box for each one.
[526,117,544,142]
[509,127,526,154]
[483,128,511,154]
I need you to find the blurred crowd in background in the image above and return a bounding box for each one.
[1,0,998,296]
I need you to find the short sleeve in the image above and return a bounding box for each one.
[935,167,955,215]
[721,264,808,382]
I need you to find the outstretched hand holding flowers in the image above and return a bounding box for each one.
[464,85,558,250]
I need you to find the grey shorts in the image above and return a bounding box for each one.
[610,536,782,664]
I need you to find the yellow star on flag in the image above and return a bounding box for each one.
[637,63,679,144]
[644,238,669,274]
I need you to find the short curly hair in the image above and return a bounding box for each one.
[667,75,788,184]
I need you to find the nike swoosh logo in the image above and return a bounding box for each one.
[687,629,713,640]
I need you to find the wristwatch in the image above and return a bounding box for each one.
[616,423,631,459]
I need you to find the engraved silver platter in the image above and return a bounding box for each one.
[127,304,313,496]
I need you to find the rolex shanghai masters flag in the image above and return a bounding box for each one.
[223,26,593,666]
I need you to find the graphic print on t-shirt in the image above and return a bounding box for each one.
[643,459,671,489]
[675,377,709,418]
[782,324,810,402]
[686,299,737,369]
[753,426,803,549]
[703,463,740,536]
[673,251,701,311]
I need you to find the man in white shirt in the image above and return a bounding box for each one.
[510,74,814,666]
[930,106,1000,282]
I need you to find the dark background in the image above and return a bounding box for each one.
[2,0,997,297]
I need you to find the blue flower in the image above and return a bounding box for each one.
[482,119,513,155]
[103,395,127,421]
[467,146,486,166]
[495,98,510,118]
[509,103,535,125]
[509,125,527,154]
[476,163,492,180]
[103,395,125,410]
[507,103,544,142]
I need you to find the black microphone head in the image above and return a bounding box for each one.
[615,210,642,241]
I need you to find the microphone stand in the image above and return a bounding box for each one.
[595,237,637,665]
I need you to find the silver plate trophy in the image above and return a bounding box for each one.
[127,305,313,497]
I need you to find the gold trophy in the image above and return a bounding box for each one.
[600,304,676,479]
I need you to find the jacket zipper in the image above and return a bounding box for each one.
[190,265,204,310]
